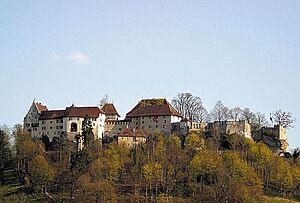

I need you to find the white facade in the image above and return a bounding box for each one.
[24,103,106,143]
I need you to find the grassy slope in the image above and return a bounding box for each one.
[261,196,299,203]
[0,167,38,202]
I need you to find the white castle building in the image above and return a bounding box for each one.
[24,98,288,152]
[24,101,106,141]
[24,98,183,143]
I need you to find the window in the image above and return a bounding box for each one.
[156,125,158,128]
[164,120,167,123]
[149,116,151,119]
[42,121,45,124]
[149,126,151,129]
[61,119,63,123]
[92,118,96,121]
[60,126,63,129]
[136,122,138,125]
[56,126,59,129]
[56,120,59,123]
[50,127,52,129]
[142,121,144,124]
[163,125,165,128]
[71,123,78,132]
[50,121,52,124]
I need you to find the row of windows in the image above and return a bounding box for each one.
[41,119,63,124]
[41,126,63,130]
[193,123,202,129]
[68,117,97,121]
[39,131,62,136]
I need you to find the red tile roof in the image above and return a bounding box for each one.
[101,103,120,117]
[40,110,65,120]
[64,105,104,118]
[126,99,182,118]
[118,128,146,138]
[34,102,48,112]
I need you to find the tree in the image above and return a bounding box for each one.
[90,141,129,183]
[254,112,269,127]
[143,161,163,198]
[269,157,293,197]
[29,155,54,192]
[292,148,300,165]
[210,100,230,122]
[0,128,11,170]
[272,109,295,128]
[99,94,109,107]
[229,107,242,121]
[222,151,263,202]
[185,133,205,156]
[85,181,116,202]
[241,108,256,123]
[172,93,208,122]
[13,125,35,172]
[81,115,94,148]
[70,149,92,173]
[189,150,222,200]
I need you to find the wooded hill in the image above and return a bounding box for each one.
[1,124,300,202]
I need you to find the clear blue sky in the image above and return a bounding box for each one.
[0,1,299,148]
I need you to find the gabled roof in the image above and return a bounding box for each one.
[64,105,104,118]
[118,128,146,138]
[40,110,65,120]
[126,99,182,118]
[34,102,48,112]
[101,103,120,117]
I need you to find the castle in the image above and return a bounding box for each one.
[24,98,288,152]
[24,99,182,147]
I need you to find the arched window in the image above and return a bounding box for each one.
[71,123,77,132]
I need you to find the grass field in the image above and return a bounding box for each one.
[0,167,38,203]
[261,196,299,203]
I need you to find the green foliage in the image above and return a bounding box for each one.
[185,133,204,156]
[0,129,11,170]
[81,115,94,147]
[29,155,54,191]
[222,151,263,202]
[84,181,116,202]
[290,166,300,197]
[189,150,221,181]
[269,157,294,196]
[70,149,92,173]
[3,123,300,202]
[143,161,162,183]
[89,141,129,182]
